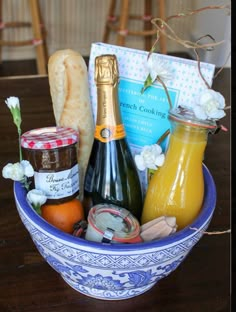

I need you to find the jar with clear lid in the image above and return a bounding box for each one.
[21,126,80,204]
[141,107,217,230]
[85,204,142,243]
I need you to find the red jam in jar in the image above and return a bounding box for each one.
[21,126,79,204]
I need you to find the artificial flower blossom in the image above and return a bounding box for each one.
[27,189,47,215]
[5,97,22,133]
[141,54,173,93]
[135,144,165,171]
[2,160,34,182]
[2,163,24,181]
[147,54,173,83]
[21,160,35,177]
[5,96,20,109]
[193,89,226,120]
[5,96,23,161]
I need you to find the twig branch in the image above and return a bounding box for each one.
[150,4,231,92]
[151,18,224,50]
[193,34,216,89]
[156,76,173,109]
[157,129,170,145]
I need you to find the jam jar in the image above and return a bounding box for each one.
[21,126,80,204]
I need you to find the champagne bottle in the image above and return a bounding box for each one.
[83,54,143,221]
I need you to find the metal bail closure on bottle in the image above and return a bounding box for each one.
[85,204,142,244]
[168,106,217,133]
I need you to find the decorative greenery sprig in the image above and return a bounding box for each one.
[2,96,47,213]
[141,4,230,126]
[2,97,34,190]
[5,97,23,161]
[141,54,173,110]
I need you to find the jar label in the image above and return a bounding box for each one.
[34,164,79,199]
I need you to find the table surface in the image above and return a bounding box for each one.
[0,70,231,312]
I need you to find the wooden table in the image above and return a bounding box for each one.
[0,70,231,311]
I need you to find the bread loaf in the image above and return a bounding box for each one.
[48,49,94,199]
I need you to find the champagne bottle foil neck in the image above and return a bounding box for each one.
[95,54,119,85]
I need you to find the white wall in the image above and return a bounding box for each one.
[191,0,231,67]
[0,0,195,60]
[1,0,231,67]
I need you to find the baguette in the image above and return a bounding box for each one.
[48,49,94,199]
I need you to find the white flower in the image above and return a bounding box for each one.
[2,163,13,179]
[147,54,173,83]
[5,96,20,109]
[193,89,226,120]
[5,96,22,134]
[27,189,47,207]
[2,160,34,182]
[135,144,165,171]
[21,160,34,177]
[2,162,25,181]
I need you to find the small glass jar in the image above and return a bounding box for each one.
[85,204,142,243]
[21,126,79,204]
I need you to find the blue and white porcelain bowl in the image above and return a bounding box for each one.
[14,165,216,301]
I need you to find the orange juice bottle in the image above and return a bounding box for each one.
[141,107,217,230]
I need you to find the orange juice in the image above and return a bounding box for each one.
[141,109,216,230]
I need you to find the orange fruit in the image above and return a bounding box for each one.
[41,198,84,234]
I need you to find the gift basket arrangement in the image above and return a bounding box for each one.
[2,5,230,300]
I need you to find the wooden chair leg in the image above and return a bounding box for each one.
[37,0,48,62]
[158,0,167,54]
[144,0,152,51]
[103,0,116,43]
[0,0,2,63]
[116,0,129,46]
[28,0,47,75]
[103,0,167,54]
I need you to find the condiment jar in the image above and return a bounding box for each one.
[21,126,79,204]
[85,204,142,244]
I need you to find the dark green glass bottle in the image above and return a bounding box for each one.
[83,54,143,221]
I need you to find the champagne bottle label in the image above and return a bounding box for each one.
[94,124,125,142]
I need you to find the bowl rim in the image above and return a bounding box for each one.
[14,164,216,252]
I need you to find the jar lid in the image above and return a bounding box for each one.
[169,107,217,130]
[87,204,142,243]
[21,126,78,149]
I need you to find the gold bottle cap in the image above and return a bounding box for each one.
[95,54,119,86]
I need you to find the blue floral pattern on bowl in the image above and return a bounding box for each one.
[14,165,216,300]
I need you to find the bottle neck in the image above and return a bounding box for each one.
[95,83,126,143]
[96,83,122,126]
[165,120,209,164]
[170,120,209,143]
